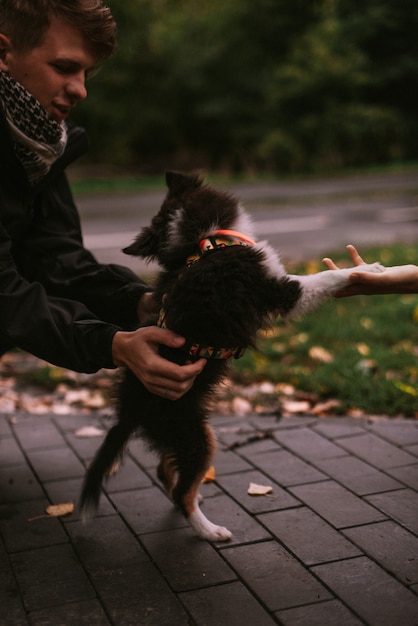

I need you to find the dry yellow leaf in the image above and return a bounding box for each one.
[45,502,74,518]
[247,482,273,496]
[308,346,333,363]
[202,466,216,483]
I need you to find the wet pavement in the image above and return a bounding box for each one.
[1,410,418,625]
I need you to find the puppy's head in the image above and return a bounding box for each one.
[123,171,251,267]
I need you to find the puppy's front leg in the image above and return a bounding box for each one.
[287,262,384,318]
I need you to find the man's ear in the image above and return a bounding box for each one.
[0,34,12,71]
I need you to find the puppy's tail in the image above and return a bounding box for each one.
[79,422,133,522]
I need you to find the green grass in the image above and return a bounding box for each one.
[231,244,418,417]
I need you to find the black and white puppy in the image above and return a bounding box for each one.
[79,171,383,541]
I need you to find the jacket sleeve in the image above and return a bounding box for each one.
[17,171,151,331]
[0,222,120,372]
[0,174,150,372]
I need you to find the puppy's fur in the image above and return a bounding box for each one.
[79,171,383,541]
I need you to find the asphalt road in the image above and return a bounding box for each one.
[76,170,418,276]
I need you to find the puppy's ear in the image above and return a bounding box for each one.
[123,227,159,258]
[165,171,203,193]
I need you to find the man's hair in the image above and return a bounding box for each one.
[0,0,117,59]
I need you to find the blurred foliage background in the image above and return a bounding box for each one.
[72,0,418,176]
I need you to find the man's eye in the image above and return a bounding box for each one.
[52,63,74,74]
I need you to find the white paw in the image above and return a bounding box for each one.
[189,509,232,542]
[356,262,385,274]
[206,525,233,542]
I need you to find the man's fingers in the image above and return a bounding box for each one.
[346,244,365,266]
[322,257,339,270]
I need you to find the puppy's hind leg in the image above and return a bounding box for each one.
[157,451,177,496]
[172,423,232,542]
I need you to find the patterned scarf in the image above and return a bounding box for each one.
[0,70,67,186]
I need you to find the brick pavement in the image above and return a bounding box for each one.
[1,410,418,626]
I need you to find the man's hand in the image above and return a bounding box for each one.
[322,244,418,296]
[112,326,206,400]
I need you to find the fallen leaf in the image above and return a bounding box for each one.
[309,346,333,363]
[232,397,252,416]
[281,400,311,414]
[75,425,106,438]
[311,399,342,415]
[46,502,74,517]
[248,482,273,496]
[356,343,370,356]
[202,466,216,483]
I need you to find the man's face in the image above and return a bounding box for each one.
[0,16,97,123]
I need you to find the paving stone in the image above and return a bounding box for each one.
[102,456,152,493]
[0,464,44,503]
[366,420,418,446]
[2,411,417,625]
[93,563,191,625]
[276,599,364,626]
[212,447,253,474]
[234,436,282,457]
[343,520,418,585]
[216,469,300,514]
[141,527,236,591]
[43,476,115,521]
[259,507,361,565]
[405,443,418,456]
[274,416,318,429]
[66,515,150,571]
[313,419,367,440]
[311,454,402,495]
[290,480,386,528]
[215,423,263,449]
[52,413,104,432]
[109,486,187,535]
[180,580,277,626]
[313,556,418,626]
[240,447,327,487]
[247,414,286,432]
[385,464,418,490]
[0,415,13,437]
[26,446,85,482]
[127,437,159,469]
[196,491,272,545]
[0,436,26,466]
[366,488,418,534]
[11,544,95,612]
[63,430,106,460]
[274,427,347,461]
[12,420,67,451]
[337,433,417,469]
[0,544,29,626]
[0,498,68,553]
[222,540,331,611]
[29,599,111,626]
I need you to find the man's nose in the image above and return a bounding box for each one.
[67,73,88,101]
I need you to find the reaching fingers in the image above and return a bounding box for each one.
[322,257,339,270]
[346,244,365,266]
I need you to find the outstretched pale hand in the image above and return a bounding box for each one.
[322,245,418,296]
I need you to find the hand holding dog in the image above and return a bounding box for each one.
[323,245,418,295]
[111,326,206,400]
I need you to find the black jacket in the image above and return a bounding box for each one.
[0,109,148,372]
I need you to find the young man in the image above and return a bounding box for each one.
[0,0,205,401]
